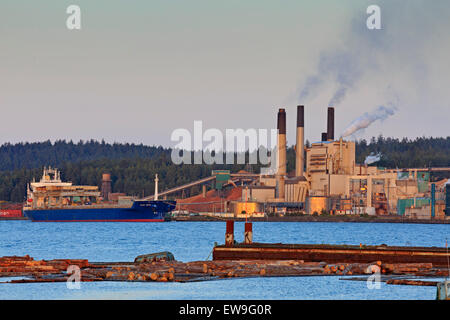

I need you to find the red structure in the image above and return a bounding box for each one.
[0,203,23,217]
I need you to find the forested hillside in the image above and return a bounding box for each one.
[0,140,168,171]
[0,136,448,202]
[355,136,450,168]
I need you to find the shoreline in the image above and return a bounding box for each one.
[173,215,450,224]
[0,217,28,221]
[1,215,449,224]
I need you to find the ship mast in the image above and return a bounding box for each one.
[154,174,159,200]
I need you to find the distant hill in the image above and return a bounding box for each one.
[0,140,169,171]
[0,140,253,202]
[0,137,448,202]
[355,136,450,168]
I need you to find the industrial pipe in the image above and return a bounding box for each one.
[296,105,305,177]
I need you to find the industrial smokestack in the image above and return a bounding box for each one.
[277,108,286,200]
[295,105,304,177]
[321,132,328,142]
[327,107,335,141]
[277,108,286,135]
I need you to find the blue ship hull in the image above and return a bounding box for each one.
[24,200,176,222]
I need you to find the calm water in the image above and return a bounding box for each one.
[0,221,448,300]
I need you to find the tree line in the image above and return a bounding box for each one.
[0,140,168,171]
[355,136,450,168]
[0,136,448,203]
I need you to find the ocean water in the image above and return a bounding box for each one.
[0,221,448,300]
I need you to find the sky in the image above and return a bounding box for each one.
[1,0,449,148]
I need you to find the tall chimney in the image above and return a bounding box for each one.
[277,108,286,200]
[295,105,304,177]
[154,174,159,200]
[101,173,112,201]
[327,107,335,141]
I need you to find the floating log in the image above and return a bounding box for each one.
[134,252,175,263]
[1,254,448,284]
[386,279,439,287]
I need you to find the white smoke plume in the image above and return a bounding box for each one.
[364,152,382,165]
[298,50,363,107]
[297,1,443,109]
[341,106,395,138]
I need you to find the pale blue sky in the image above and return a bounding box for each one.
[1,1,449,147]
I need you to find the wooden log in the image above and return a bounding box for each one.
[382,263,425,274]
[345,263,374,275]
[386,279,438,287]
[150,273,158,281]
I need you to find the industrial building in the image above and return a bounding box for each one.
[144,106,450,220]
[234,105,449,220]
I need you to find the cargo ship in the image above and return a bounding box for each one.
[23,168,175,222]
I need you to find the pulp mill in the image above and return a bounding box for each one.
[147,106,450,220]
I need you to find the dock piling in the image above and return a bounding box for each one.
[244,222,253,244]
[225,220,234,246]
